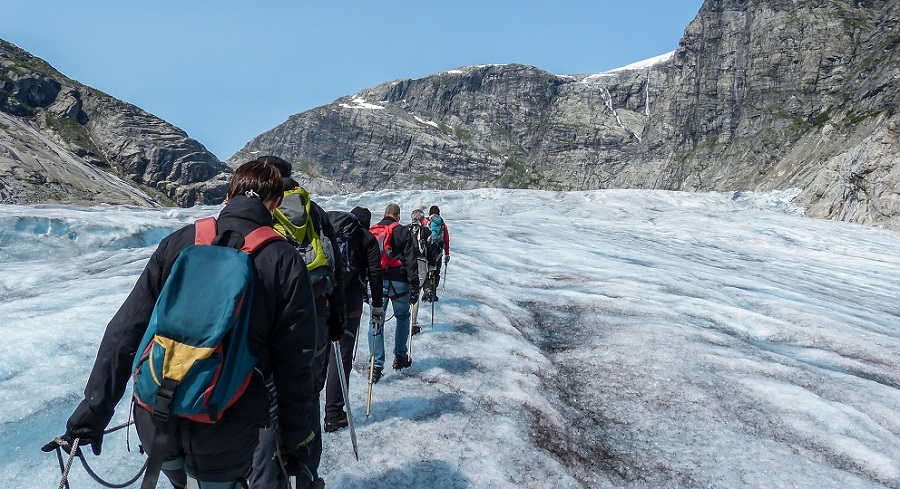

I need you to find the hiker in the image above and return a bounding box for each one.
[422,205,451,302]
[368,203,420,381]
[323,206,384,433]
[250,155,346,489]
[43,160,320,489]
[407,208,431,335]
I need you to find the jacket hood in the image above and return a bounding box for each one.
[350,206,372,228]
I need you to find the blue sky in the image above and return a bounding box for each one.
[3,1,703,160]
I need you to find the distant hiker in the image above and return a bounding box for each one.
[368,203,420,381]
[422,205,451,302]
[407,208,431,335]
[43,160,320,489]
[323,206,384,433]
[250,155,346,489]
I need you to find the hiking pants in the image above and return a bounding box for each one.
[368,279,411,368]
[324,281,366,422]
[133,405,257,488]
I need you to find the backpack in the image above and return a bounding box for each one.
[132,217,284,423]
[369,221,402,269]
[273,187,336,296]
[327,210,362,276]
[407,222,429,257]
[428,214,445,245]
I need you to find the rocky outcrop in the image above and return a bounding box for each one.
[0,39,229,207]
[229,63,661,193]
[229,0,900,230]
[638,0,900,229]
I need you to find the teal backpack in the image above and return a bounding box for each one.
[132,217,284,423]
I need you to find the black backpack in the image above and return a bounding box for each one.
[407,221,429,257]
[327,210,362,276]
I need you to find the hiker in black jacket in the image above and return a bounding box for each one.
[44,160,319,489]
[323,206,384,432]
[251,155,346,489]
[368,203,420,381]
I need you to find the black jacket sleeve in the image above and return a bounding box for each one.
[361,229,384,308]
[66,227,191,434]
[261,241,319,447]
[391,224,420,291]
[312,202,345,322]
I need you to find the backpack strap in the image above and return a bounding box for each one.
[241,226,286,254]
[195,217,285,253]
[194,217,218,245]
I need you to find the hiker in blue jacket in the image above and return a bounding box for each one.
[43,160,320,489]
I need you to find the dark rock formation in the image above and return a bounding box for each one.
[0,39,230,207]
[229,0,900,229]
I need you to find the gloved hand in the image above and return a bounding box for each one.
[276,432,315,477]
[371,306,384,336]
[409,288,419,305]
[327,313,345,343]
[444,255,450,265]
[42,426,103,456]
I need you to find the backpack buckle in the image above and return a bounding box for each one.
[152,378,178,422]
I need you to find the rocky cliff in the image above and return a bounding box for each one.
[229,0,900,229]
[0,39,230,207]
[229,63,660,193]
[639,0,900,229]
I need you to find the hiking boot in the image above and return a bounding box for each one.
[323,415,348,433]
[370,366,383,384]
[392,354,412,371]
[411,325,421,336]
[299,477,326,489]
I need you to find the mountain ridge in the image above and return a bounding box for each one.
[229,0,900,230]
[0,38,230,207]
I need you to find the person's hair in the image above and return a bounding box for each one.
[429,205,441,215]
[384,203,401,218]
[258,155,293,178]
[411,208,425,223]
[227,160,284,203]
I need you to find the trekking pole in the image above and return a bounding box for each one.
[408,310,414,364]
[442,260,448,291]
[333,341,359,461]
[366,353,375,418]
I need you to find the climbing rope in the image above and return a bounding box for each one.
[50,420,147,489]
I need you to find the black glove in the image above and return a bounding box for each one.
[42,426,103,456]
[276,432,315,477]
[409,289,419,305]
[327,313,345,343]
[444,255,450,265]
[370,306,384,336]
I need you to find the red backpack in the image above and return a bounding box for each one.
[369,221,402,269]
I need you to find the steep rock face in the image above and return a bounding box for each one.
[0,39,229,207]
[637,0,900,228]
[230,0,900,230]
[229,63,662,192]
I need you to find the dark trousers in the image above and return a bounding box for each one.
[324,283,366,421]
[133,405,258,487]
